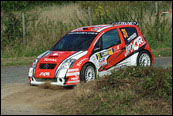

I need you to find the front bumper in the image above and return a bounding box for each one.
[29,67,81,86]
[30,77,67,86]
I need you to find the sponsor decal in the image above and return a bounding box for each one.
[71,76,79,81]
[66,72,80,76]
[108,48,113,55]
[44,58,57,62]
[101,51,109,57]
[113,22,138,25]
[67,68,79,73]
[121,29,128,38]
[96,53,101,60]
[99,57,107,66]
[125,36,144,56]
[67,80,80,84]
[76,58,88,66]
[39,72,50,76]
[127,33,137,42]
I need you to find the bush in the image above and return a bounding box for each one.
[1,12,23,47]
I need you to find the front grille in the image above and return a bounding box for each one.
[39,63,56,69]
[35,78,57,82]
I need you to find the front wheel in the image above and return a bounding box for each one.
[80,63,96,83]
[137,51,152,67]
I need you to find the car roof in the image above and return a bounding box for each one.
[71,22,138,33]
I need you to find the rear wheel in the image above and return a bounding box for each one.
[80,63,96,83]
[137,51,152,67]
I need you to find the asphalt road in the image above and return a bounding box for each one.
[1,56,172,86]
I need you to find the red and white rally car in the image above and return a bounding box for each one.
[28,22,154,86]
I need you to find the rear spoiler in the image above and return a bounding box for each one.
[112,21,138,25]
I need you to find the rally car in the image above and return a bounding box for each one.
[28,22,154,86]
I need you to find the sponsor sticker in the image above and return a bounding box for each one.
[71,76,79,81]
[66,72,80,76]
[67,80,80,84]
[76,58,88,66]
[127,33,137,42]
[99,57,107,66]
[96,53,101,60]
[39,72,50,76]
[67,68,79,73]
[125,36,144,56]
[101,50,109,57]
[108,48,113,55]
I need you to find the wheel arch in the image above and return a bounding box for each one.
[137,49,153,66]
[80,61,97,76]
[139,49,152,61]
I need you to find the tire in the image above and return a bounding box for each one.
[137,51,152,67]
[80,63,96,83]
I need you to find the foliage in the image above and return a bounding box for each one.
[51,66,172,115]
[1,1,172,58]
[78,1,172,49]
[1,12,23,46]
[1,1,75,12]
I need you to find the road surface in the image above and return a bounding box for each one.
[1,57,172,115]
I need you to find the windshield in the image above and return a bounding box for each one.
[51,32,98,51]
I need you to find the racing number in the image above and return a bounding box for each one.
[121,29,128,38]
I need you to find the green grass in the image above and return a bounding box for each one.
[50,66,172,115]
[152,48,172,57]
[1,56,36,66]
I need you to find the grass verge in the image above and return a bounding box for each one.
[50,66,172,115]
[1,56,36,66]
[152,48,172,57]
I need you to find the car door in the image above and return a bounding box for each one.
[91,28,125,72]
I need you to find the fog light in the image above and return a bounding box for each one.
[59,78,63,82]
[58,77,65,85]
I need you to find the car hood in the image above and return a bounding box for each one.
[39,51,77,63]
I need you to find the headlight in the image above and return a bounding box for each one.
[28,67,34,77]
[32,58,39,68]
[61,59,76,69]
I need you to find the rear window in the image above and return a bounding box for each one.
[120,27,138,44]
